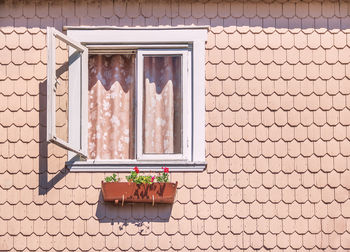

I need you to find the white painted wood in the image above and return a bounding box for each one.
[67,29,208,45]
[186,49,192,161]
[67,50,82,160]
[51,137,82,154]
[46,27,55,142]
[88,44,189,50]
[192,41,206,163]
[67,159,206,172]
[136,49,190,161]
[182,49,190,160]
[46,27,88,158]
[64,25,209,31]
[80,47,88,158]
[67,47,88,160]
[65,27,208,171]
[136,50,143,160]
[53,29,85,52]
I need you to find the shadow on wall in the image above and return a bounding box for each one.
[2,3,350,32]
[95,191,173,230]
[38,62,71,195]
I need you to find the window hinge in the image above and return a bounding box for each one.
[53,78,60,92]
[79,154,87,161]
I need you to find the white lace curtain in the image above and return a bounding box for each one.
[88,54,181,159]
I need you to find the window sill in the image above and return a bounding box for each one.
[66,160,206,172]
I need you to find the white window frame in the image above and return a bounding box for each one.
[46,27,88,158]
[47,26,208,172]
[136,49,191,161]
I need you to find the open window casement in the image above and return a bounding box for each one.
[46,27,88,159]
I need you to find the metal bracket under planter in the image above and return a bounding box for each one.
[101,181,178,206]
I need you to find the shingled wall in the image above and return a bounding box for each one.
[1,0,350,251]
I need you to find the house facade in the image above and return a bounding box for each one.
[1,0,350,251]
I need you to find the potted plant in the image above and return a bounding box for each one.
[101,167,178,206]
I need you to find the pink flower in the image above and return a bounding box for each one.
[163,167,169,173]
[151,176,155,182]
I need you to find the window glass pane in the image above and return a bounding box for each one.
[88,54,135,159]
[143,55,182,154]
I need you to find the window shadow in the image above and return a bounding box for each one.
[38,48,84,195]
[144,56,181,94]
[95,191,173,233]
[88,54,135,92]
[38,78,70,195]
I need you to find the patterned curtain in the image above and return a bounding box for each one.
[88,54,135,159]
[88,54,181,159]
[143,56,182,154]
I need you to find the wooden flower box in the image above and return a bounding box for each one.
[101,181,178,206]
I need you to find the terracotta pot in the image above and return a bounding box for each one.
[101,181,178,205]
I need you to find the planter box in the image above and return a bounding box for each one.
[101,181,178,206]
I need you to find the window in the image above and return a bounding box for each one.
[47,27,207,172]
